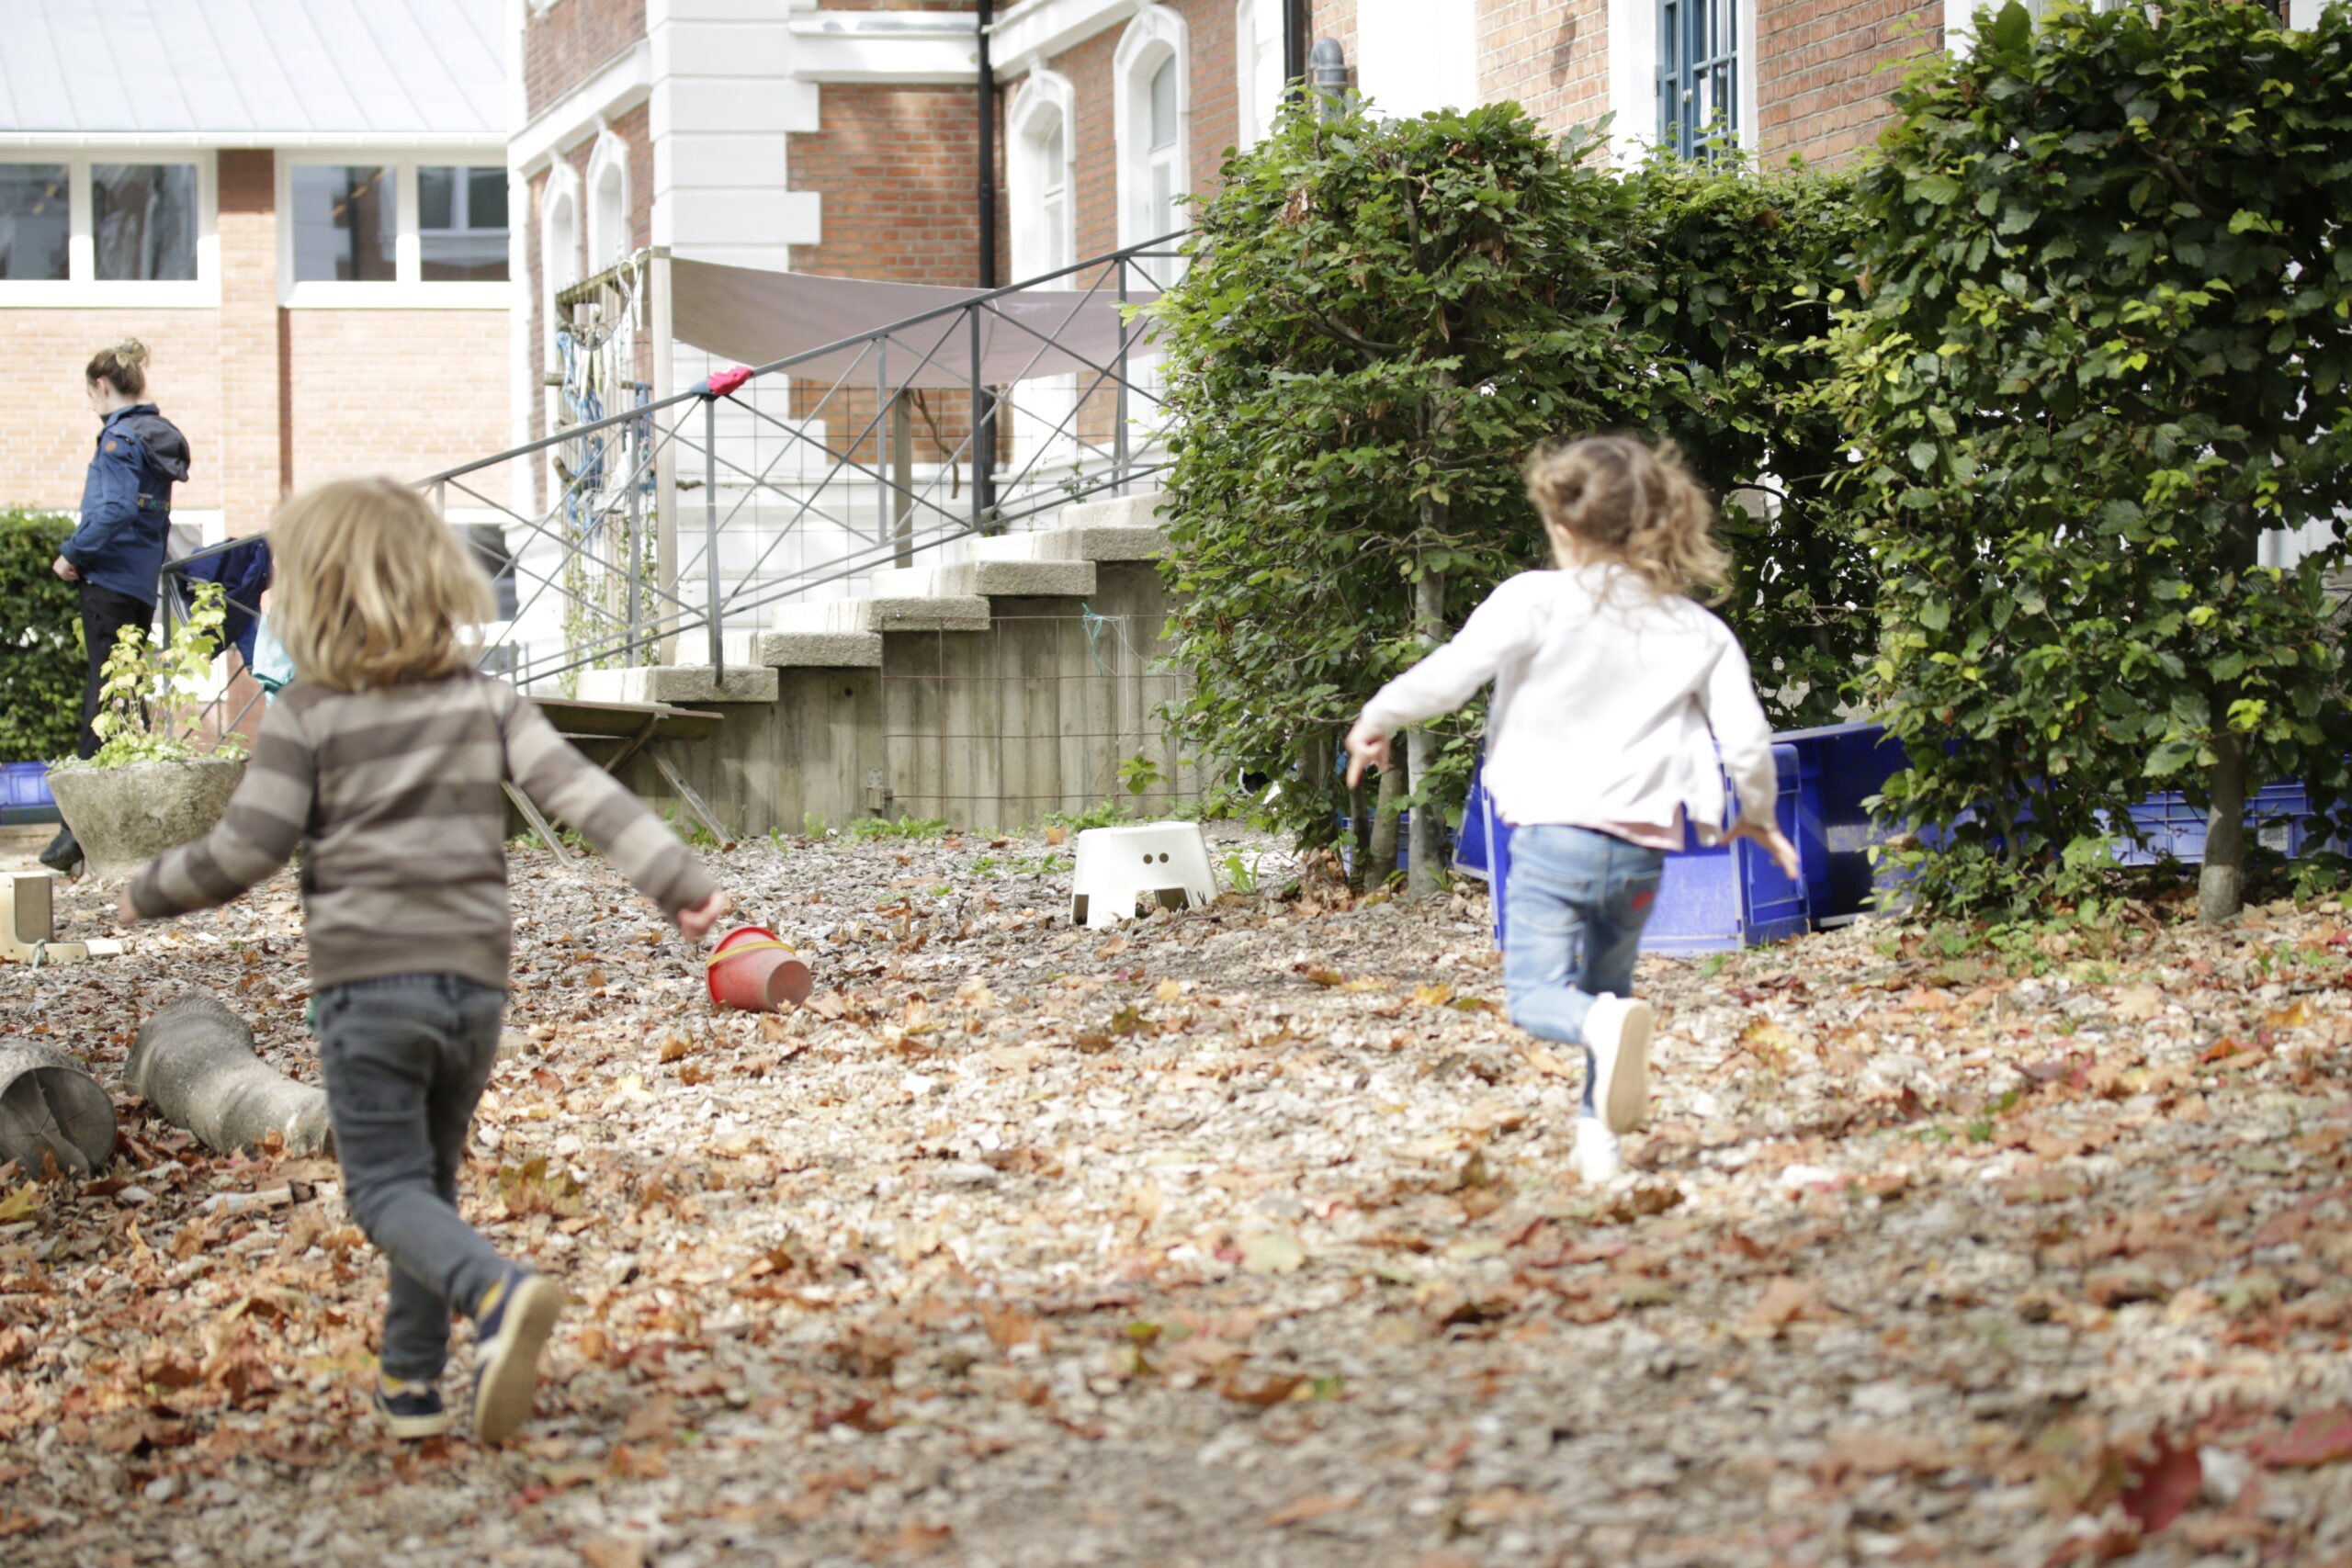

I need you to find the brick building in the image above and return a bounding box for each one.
[503,0,2068,457]
[0,1,514,547]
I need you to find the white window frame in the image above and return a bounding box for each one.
[1607,0,1755,163]
[584,130,632,275]
[1008,71,1078,280]
[0,152,218,308]
[1113,4,1191,256]
[277,152,510,309]
[1235,0,1287,145]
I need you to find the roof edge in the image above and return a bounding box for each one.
[0,131,505,151]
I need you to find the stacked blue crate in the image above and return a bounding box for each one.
[0,761,57,827]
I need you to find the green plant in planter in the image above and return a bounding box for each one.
[79,581,248,769]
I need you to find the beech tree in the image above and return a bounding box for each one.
[1834,0,2352,919]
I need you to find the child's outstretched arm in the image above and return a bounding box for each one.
[1702,637,1800,879]
[494,686,725,930]
[1347,583,1542,787]
[123,699,318,924]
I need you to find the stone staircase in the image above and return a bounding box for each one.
[575,492,1168,705]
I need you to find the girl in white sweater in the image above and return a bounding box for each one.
[1347,435,1798,1182]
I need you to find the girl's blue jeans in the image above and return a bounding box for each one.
[1501,825,1665,1118]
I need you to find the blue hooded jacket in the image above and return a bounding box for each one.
[64,404,191,604]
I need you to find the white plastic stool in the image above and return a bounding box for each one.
[1069,822,1217,929]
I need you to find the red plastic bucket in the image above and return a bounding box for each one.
[706,925,813,1012]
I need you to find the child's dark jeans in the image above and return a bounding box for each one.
[315,974,510,1382]
[1501,825,1666,1117]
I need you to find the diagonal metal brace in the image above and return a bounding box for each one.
[503,784,578,872]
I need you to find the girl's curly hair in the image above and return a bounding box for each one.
[1523,434,1729,601]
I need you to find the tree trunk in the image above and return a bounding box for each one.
[0,1041,116,1177]
[2199,731,2248,926]
[1367,753,1405,891]
[128,994,332,1156]
[1407,561,1445,898]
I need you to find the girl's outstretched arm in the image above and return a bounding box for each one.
[1351,580,1544,781]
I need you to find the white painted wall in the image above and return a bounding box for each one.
[1355,0,1477,120]
[645,0,822,279]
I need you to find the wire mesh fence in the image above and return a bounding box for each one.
[877,607,1204,830]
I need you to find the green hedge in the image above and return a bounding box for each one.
[1831,0,2352,919]
[0,509,86,763]
[1154,102,1870,852]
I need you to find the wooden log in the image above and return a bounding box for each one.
[0,1041,117,1176]
[127,994,332,1156]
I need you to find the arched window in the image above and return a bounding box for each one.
[1008,72,1077,279]
[1235,0,1287,144]
[1114,5,1190,283]
[1008,72,1080,471]
[584,130,630,271]
[542,165,581,300]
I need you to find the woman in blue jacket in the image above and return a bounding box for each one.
[41,339,192,874]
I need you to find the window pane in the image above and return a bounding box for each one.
[468,167,508,230]
[93,164,198,281]
[0,164,70,281]
[421,164,509,282]
[1042,123,1065,185]
[1150,58,1178,149]
[291,164,396,282]
[418,165,456,231]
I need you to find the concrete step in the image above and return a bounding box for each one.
[724,629,884,669]
[866,557,1097,599]
[1055,491,1169,537]
[577,664,780,705]
[774,593,991,636]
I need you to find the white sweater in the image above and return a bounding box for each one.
[1358,565,1779,840]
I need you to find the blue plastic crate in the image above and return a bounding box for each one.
[1773,721,1912,924]
[0,761,52,810]
[1472,744,1809,954]
[2106,781,2325,865]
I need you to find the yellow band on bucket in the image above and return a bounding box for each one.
[707,939,798,968]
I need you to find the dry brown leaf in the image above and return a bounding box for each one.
[1743,1278,1812,1335]
[1265,1492,1363,1527]
[579,1536,646,1568]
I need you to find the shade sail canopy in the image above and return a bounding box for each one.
[670,259,1159,394]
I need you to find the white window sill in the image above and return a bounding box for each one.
[0,279,221,309]
[281,281,513,310]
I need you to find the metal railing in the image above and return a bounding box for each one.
[430,232,1183,692]
[158,232,1185,740]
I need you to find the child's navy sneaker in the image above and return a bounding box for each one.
[374,1372,451,1440]
[470,1267,564,1444]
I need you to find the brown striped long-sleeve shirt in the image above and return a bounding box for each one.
[130,671,718,990]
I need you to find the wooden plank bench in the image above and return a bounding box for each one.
[515,696,729,869]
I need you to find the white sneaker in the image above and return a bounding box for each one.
[1571,1119,1623,1184]
[1583,995,1655,1134]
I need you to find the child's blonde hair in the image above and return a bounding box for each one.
[1523,434,1729,600]
[270,477,497,692]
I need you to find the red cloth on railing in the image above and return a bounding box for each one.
[695,365,753,398]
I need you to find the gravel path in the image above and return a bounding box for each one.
[5,828,2352,1567]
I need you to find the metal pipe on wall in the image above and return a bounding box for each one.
[974,0,1000,520]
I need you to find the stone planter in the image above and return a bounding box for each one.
[48,755,246,880]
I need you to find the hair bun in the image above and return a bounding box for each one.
[113,338,149,367]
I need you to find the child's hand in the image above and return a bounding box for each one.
[1729,820,1802,880]
[117,887,140,927]
[1344,719,1390,789]
[677,889,732,942]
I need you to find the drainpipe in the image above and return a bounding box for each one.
[977,0,998,291]
[974,0,999,517]
[1283,0,1306,105]
[1309,38,1350,122]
